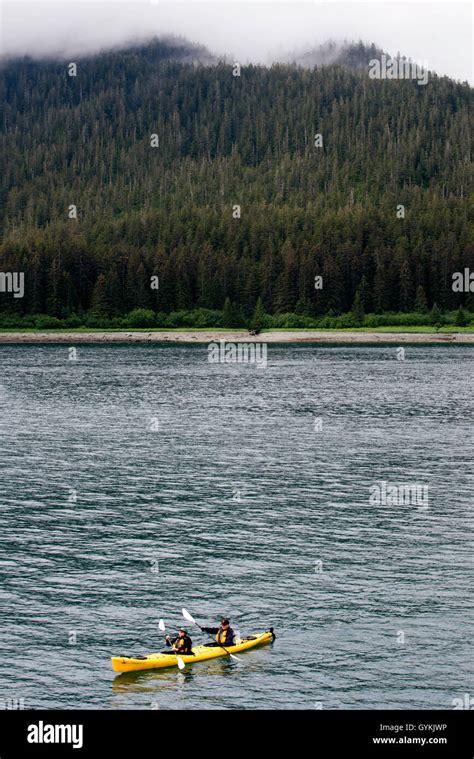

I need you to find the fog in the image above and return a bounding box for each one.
[1,0,472,83]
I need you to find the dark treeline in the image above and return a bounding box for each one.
[0,40,473,319]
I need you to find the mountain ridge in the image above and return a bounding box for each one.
[0,36,440,78]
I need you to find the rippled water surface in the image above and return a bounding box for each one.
[0,343,472,710]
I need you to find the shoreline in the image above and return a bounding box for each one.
[0,330,473,344]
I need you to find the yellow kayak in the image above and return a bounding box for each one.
[111,630,275,673]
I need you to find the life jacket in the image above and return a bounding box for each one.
[216,627,232,644]
[174,635,192,652]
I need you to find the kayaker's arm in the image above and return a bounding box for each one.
[201,626,219,634]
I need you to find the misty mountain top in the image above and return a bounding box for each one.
[285,40,386,70]
[0,35,217,67]
[1,1,470,84]
[1,36,406,76]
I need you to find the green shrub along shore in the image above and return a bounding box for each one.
[0,302,472,332]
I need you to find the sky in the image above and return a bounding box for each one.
[0,0,472,83]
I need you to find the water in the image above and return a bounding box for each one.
[0,343,472,710]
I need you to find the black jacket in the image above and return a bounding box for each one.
[202,626,235,646]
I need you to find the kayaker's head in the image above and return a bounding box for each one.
[178,628,187,637]
[220,618,230,629]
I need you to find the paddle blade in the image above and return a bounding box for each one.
[158,619,166,632]
[182,608,196,625]
[176,656,185,670]
[229,654,241,662]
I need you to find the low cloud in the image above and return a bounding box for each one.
[0,1,472,83]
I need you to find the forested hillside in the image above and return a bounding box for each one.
[0,38,472,324]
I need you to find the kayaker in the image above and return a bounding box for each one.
[201,618,235,647]
[165,627,193,654]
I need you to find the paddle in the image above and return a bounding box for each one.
[182,608,241,662]
[159,618,185,670]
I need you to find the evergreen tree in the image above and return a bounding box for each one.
[249,297,267,332]
[357,275,372,313]
[398,259,414,312]
[222,297,239,328]
[454,305,467,327]
[90,274,111,317]
[414,286,429,313]
[429,302,442,326]
[351,290,365,326]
